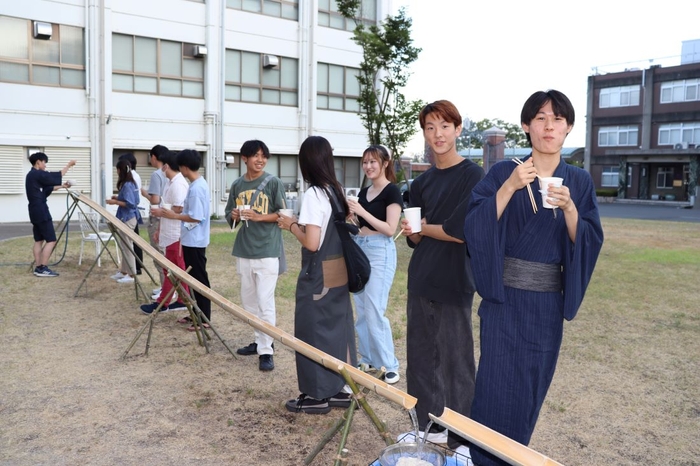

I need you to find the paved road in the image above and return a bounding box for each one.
[1,204,698,243]
[598,203,700,223]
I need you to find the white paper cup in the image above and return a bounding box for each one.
[539,177,563,209]
[66,179,76,187]
[162,203,172,210]
[150,204,159,210]
[403,207,422,233]
[279,208,294,217]
[347,195,359,202]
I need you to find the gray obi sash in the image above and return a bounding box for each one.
[503,256,562,292]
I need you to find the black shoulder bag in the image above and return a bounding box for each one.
[328,188,371,293]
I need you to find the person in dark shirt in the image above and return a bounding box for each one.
[25,152,76,277]
[396,100,485,451]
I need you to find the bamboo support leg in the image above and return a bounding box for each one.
[340,367,394,446]
[303,410,349,465]
[333,401,357,466]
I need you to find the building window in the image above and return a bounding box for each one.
[658,122,700,146]
[599,85,640,108]
[0,16,85,88]
[334,157,361,189]
[112,34,204,98]
[225,153,297,192]
[656,167,674,189]
[225,50,298,106]
[601,166,632,188]
[317,63,360,112]
[598,126,638,147]
[227,0,298,20]
[318,0,376,31]
[660,79,700,104]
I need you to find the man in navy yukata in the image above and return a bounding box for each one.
[464,90,604,465]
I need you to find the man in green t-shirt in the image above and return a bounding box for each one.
[225,140,286,372]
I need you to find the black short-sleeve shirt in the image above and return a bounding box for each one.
[357,183,403,231]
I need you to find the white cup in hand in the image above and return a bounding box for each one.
[279,208,294,217]
[65,179,76,187]
[538,177,563,209]
[162,203,172,210]
[403,207,422,233]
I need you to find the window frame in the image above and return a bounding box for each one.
[660,79,700,104]
[112,33,205,98]
[227,0,299,21]
[601,166,632,188]
[316,62,360,112]
[318,0,377,31]
[224,50,298,106]
[656,166,674,189]
[658,122,700,146]
[599,85,640,108]
[0,16,85,88]
[598,125,639,147]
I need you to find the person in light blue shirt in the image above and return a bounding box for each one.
[161,149,211,330]
[106,159,143,284]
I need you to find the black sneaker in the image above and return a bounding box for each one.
[166,301,187,312]
[237,342,257,355]
[140,302,167,315]
[259,354,274,371]
[327,391,352,408]
[34,266,58,277]
[285,394,330,414]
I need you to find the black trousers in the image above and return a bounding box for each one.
[182,246,211,321]
[133,223,143,273]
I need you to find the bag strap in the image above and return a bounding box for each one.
[327,187,359,235]
[249,174,275,207]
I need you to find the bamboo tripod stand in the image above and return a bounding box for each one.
[121,267,238,359]
[304,367,395,466]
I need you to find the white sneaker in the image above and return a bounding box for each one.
[384,371,400,384]
[152,287,161,295]
[453,445,473,466]
[110,272,126,280]
[397,428,448,444]
[117,275,134,284]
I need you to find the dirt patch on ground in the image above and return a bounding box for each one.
[0,220,698,465]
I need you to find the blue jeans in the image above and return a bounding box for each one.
[352,234,399,373]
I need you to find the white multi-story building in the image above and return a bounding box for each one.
[0,0,388,222]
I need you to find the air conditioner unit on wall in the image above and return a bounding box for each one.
[33,21,52,40]
[194,45,207,58]
[674,142,689,149]
[263,54,279,68]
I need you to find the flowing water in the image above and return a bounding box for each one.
[406,408,438,464]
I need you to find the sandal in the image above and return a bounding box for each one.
[186,323,211,332]
[177,316,193,324]
[285,394,331,414]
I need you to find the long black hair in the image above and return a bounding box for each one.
[116,159,135,190]
[298,136,348,213]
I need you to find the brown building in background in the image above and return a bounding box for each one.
[585,55,700,205]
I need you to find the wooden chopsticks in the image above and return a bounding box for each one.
[512,158,538,214]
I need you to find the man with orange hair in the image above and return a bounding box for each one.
[397,100,484,452]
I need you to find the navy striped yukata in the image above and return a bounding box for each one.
[464,156,604,466]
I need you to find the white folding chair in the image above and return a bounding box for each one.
[78,211,120,267]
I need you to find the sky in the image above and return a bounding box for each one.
[391,0,700,153]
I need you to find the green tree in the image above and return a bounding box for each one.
[337,1,425,182]
[457,118,528,150]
